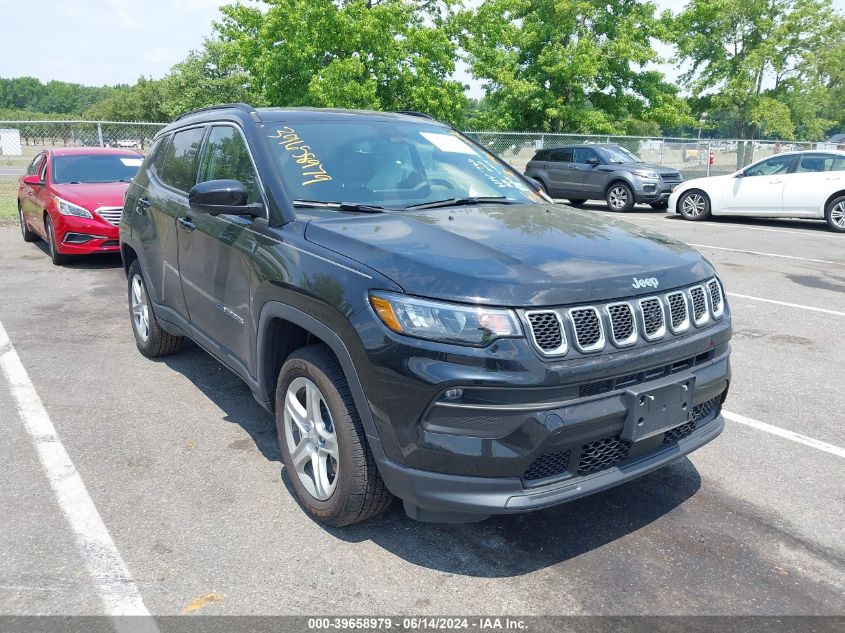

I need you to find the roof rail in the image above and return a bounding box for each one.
[175,103,256,121]
[394,110,435,120]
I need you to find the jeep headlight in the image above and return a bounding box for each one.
[55,197,93,219]
[369,291,522,346]
[633,169,659,180]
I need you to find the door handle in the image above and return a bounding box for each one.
[177,217,196,232]
[826,176,841,181]
[136,197,150,214]
[768,179,783,184]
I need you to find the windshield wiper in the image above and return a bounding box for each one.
[292,199,387,214]
[403,196,519,210]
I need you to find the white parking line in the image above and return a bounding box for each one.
[0,320,158,626]
[688,243,839,265]
[631,214,845,238]
[723,410,845,459]
[727,292,845,317]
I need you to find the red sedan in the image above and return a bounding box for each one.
[17,147,143,265]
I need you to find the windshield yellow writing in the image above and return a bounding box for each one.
[268,127,332,186]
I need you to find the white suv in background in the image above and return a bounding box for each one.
[669,150,845,232]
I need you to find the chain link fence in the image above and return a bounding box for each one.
[463,131,820,180]
[0,121,165,218]
[0,120,834,220]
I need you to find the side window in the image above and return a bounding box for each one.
[744,155,795,177]
[831,156,845,171]
[197,126,259,203]
[27,154,45,175]
[573,148,598,164]
[159,127,205,193]
[797,153,836,173]
[550,148,574,163]
[147,135,170,179]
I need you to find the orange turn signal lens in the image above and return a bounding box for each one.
[369,294,403,333]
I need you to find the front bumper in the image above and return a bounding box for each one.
[358,311,731,521]
[634,179,680,204]
[53,213,120,254]
[380,413,724,522]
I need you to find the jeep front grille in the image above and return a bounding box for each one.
[525,311,567,355]
[689,285,709,325]
[638,297,666,340]
[521,279,724,357]
[708,278,724,317]
[666,291,690,332]
[569,307,604,352]
[606,302,637,346]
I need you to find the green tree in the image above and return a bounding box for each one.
[158,41,255,119]
[84,77,168,122]
[213,0,468,125]
[671,0,842,145]
[458,0,693,133]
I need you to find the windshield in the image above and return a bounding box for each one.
[597,146,642,164]
[52,154,142,184]
[263,121,542,209]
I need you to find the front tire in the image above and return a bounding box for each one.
[19,205,37,242]
[44,215,70,265]
[824,195,845,233]
[127,260,183,357]
[276,345,393,527]
[567,198,586,206]
[606,183,635,212]
[678,190,711,221]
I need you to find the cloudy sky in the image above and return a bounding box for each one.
[1,0,841,98]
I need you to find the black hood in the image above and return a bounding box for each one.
[304,204,714,307]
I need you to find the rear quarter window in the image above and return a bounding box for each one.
[159,127,206,193]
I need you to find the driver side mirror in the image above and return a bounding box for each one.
[23,174,44,186]
[189,179,263,217]
[586,157,601,166]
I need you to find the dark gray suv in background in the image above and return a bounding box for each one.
[525,144,683,211]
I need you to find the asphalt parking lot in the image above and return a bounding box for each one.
[0,207,843,618]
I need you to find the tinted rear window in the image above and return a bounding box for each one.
[51,154,142,184]
[159,127,206,192]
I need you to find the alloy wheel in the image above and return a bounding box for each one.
[831,202,845,229]
[682,193,707,217]
[130,274,150,343]
[608,186,629,210]
[283,376,340,501]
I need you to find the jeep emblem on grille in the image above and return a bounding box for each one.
[632,276,659,289]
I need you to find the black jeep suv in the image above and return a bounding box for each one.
[120,104,731,526]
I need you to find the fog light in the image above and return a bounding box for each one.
[442,388,463,401]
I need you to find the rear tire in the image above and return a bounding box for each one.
[19,205,37,242]
[45,215,70,265]
[678,190,711,221]
[276,345,394,527]
[606,183,635,212]
[127,260,183,357]
[824,195,845,233]
[567,198,586,206]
